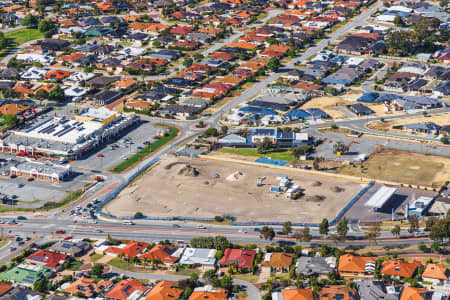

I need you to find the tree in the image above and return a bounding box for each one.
[22,14,38,28]
[203,269,218,284]
[440,0,449,7]
[2,114,17,126]
[337,217,348,241]
[391,225,401,237]
[260,226,275,240]
[221,125,228,135]
[365,224,381,244]
[91,263,104,277]
[393,15,404,27]
[220,275,233,291]
[431,240,441,253]
[38,19,55,33]
[33,278,48,292]
[408,215,419,233]
[48,85,65,102]
[204,127,218,137]
[190,272,199,283]
[282,221,292,235]
[183,57,193,67]
[332,142,349,154]
[0,32,7,50]
[194,53,204,61]
[35,89,49,100]
[290,145,312,160]
[429,218,450,244]
[134,211,144,217]
[319,218,329,236]
[257,137,272,154]
[294,227,312,243]
[267,57,280,72]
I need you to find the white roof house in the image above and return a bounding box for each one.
[178,248,217,266]
[117,47,147,57]
[64,86,89,98]
[17,53,54,65]
[21,67,49,80]
[66,72,96,83]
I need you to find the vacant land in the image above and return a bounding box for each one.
[300,96,354,119]
[367,113,450,135]
[338,149,450,187]
[219,147,295,162]
[105,156,364,223]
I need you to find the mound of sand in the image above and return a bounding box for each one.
[178,165,199,177]
[331,186,345,192]
[306,195,326,202]
[226,171,244,182]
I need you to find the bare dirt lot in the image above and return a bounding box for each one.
[338,149,450,188]
[104,156,366,223]
[366,113,450,135]
[300,96,354,120]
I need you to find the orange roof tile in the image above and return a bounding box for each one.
[64,278,112,298]
[45,69,72,80]
[146,281,183,300]
[280,289,313,300]
[318,286,357,300]
[0,103,30,115]
[58,52,85,62]
[112,78,137,88]
[381,260,421,278]
[227,42,258,50]
[140,245,179,264]
[0,283,13,296]
[261,253,294,268]
[105,279,148,300]
[125,99,151,110]
[422,263,449,280]
[190,290,228,300]
[338,254,376,274]
[400,287,432,300]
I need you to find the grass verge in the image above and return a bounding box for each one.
[90,253,103,262]
[111,125,179,173]
[219,147,295,162]
[0,28,45,59]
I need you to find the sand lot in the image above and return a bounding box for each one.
[300,96,354,120]
[104,156,366,222]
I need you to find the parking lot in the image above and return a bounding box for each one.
[72,120,162,171]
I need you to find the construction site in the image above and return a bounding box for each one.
[104,155,366,223]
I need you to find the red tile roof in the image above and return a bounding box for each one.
[105,279,148,300]
[26,249,68,269]
[105,241,150,258]
[146,281,183,300]
[0,283,13,296]
[381,260,421,278]
[219,249,256,269]
[140,245,179,264]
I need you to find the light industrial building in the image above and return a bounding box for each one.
[0,108,139,159]
[10,161,72,183]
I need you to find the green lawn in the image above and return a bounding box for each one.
[66,260,83,271]
[219,147,295,162]
[111,125,179,173]
[90,253,103,262]
[0,28,45,59]
[108,258,130,270]
[5,28,44,44]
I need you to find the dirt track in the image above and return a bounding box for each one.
[104,156,365,222]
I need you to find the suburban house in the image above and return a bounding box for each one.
[145,281,183,300]
[25,250,68,271]
[381,260,421,279]
[399,287,434,300]
[317,286,359,300]
[219,249,256,271]
[178,248,216,267]
[271,288,314,300]
[103,240,150,259]
[105,278,149,300]
[49,241,91,257]
[139,245,181,265]
[355,279,399,300]
[190,286,228,300]
[338,254,376,278]
[261,253,294,272]
[347,103,374,116]
[64,277,112,298]
[295,256,336,278]
[249,128,310,147]
[398,122,441,135]
[422,263,449,286]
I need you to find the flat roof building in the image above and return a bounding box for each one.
[365,186,397,210]
[10,161,71,183]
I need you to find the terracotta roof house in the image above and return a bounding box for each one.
[0,283,13,297]
[381,260,421,279]
[25,250,68,271]
[170,26,193,35]
[145,281,183,300]
[44,69,72,81]
[105,278,149,300]
[112,78,138,90]
[105,241,150,258]
[318,286,358,300]
[399,287,433,300]
[0,103,30,116]
[140,245,179,264]
[338,254,376,278]
[261,252,294,272]
[272,288,314,300]
[219,249,256,270]
[190,287,228,300]
[64,277,112,298]
[227,42,258,50]
[422,263,449,285]
[124,99,151,111]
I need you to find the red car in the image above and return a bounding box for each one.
[55,230,65,234]
[64,236,72,240]
[28,243,36,248]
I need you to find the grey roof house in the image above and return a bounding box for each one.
[295,256,336,277]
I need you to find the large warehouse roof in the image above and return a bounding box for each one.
[365,186,397,209]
